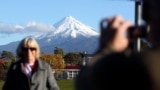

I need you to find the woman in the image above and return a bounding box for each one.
[3,37,59,90]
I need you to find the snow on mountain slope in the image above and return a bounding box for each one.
[54,16,99,38]
[36,16,99,40]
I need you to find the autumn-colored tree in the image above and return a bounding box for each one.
[0,63,6,81]
[3,61,11,69]
[40,54,66,77]
[0,63,5,69]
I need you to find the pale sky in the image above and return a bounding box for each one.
[0,0,135,45]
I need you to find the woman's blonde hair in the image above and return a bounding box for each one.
[16,37,40,59]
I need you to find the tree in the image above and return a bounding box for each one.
[1,50,16,61]
[64,52,83,65]
[40,54,66,78]
[3,61,11,70]
[54,47,64,56]
[0,63,5,69]
[0,62,6,81]
[79,51,87,58]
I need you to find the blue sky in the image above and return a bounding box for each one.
[0,0,135,45]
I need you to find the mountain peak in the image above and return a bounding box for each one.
[64,16,75,21]
[53,16,99,38]
[54,16,79,28]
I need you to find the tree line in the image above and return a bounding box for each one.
[0,47,87,80]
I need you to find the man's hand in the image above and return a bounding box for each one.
[99,15,132,53]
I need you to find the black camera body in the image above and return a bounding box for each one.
[100,19,149,40]
[128,25,148,40]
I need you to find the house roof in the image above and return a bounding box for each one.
[0,58,4,63]
[64,64,80,69]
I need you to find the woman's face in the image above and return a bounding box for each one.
[22,47,37,63]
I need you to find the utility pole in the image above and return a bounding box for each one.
[82,51,87,66]
[134,0,142,52]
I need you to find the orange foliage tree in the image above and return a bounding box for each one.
[0,62,6,81]
[40,54,66,76]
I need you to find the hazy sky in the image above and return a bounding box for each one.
[0,0,135,45]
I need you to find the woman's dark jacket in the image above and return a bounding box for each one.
[2,59,59,90]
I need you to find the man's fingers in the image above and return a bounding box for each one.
[118,21,132,36]
[112,15,124,28]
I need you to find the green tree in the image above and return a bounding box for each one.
[64,52,82,65]
[1,50,16,61]
[54,47,64,56]
[79,51,87,58]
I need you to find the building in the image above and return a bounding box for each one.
[63,64,80,79]
[54,54,94,79]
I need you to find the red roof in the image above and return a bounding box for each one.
[0,58,4,63]
[64,65,80,69]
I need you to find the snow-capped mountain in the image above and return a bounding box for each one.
[36,16,99,39]
[53,16,98,38]
[0,16,100,54]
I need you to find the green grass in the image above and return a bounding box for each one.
[0,79,75,90]
[0,81,4,90]
[57,79,75,90]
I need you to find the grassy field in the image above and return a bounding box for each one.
[0,79,75,90]
[57,79,75,90]
[0,81,3,90]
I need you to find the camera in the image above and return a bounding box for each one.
[100,19,149,40]
[127,25,148,40]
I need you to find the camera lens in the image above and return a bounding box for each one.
[128,25,148,40]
